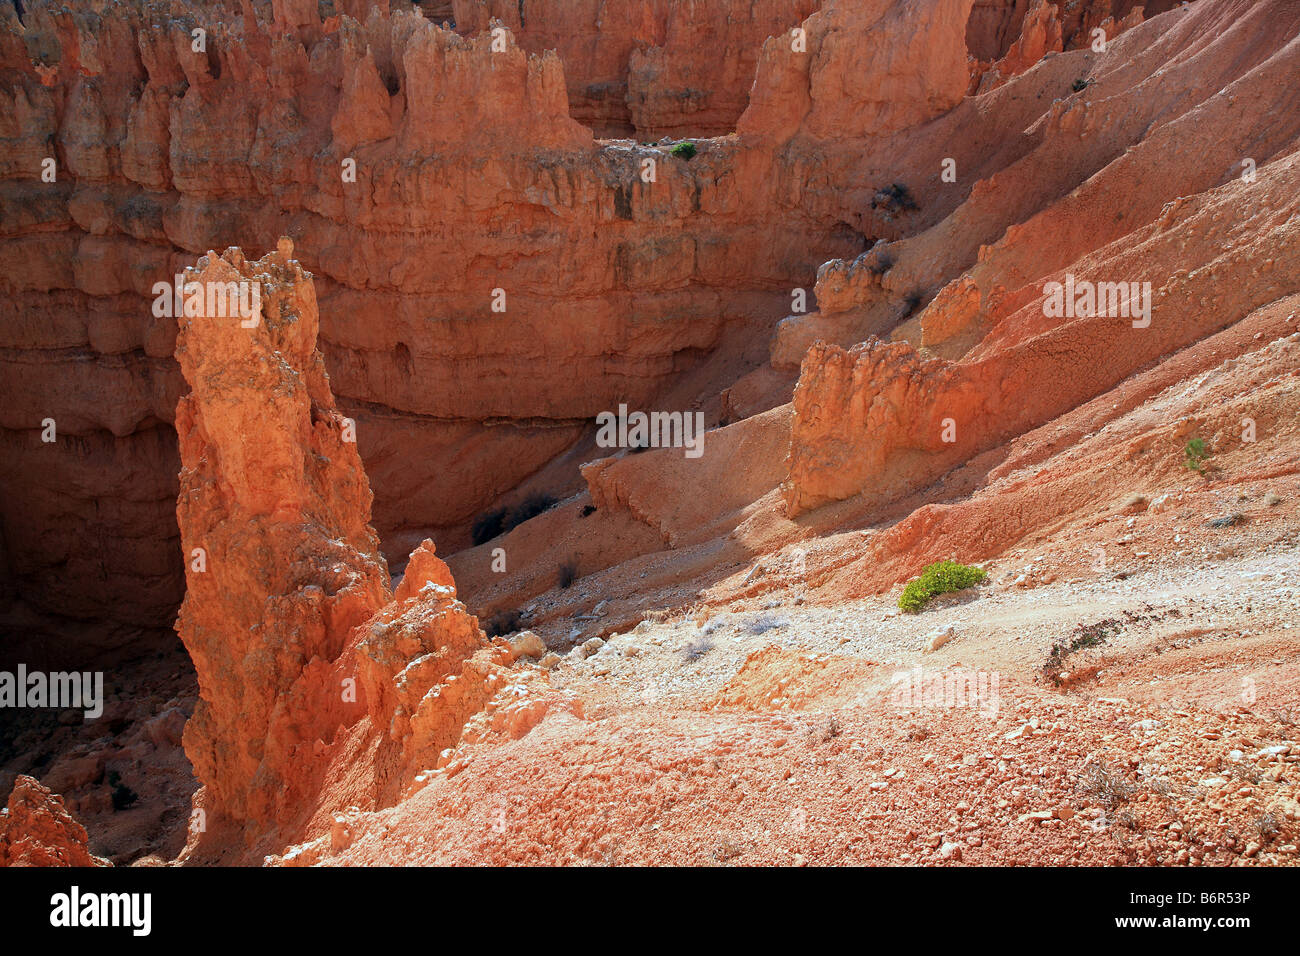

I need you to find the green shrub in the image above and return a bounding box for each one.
[670,141,697,160]
[1072,77,1091,93]
[1183,437,1210,473]
[898,560,986,613]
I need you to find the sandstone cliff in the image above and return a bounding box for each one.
[0,0,857,663]
[453,0,823,138]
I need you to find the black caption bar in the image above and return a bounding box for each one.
[0,865,1275,945]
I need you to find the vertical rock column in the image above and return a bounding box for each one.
[173,239,390,833]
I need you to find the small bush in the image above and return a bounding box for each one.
[1183,437,1210,473]
[1250,812,1282,844]
[712,838,744,862]
[746,614,787,636]
[1043,618,1121,684]
[807,717,842,744]
[902,722,932,742]
[470,507,507,546]
[1208,513,1244,528]
[1076,761,1137,810]
[506,493,558,531]
[580,504,596,518]
[106,771,138,812]
[683,635,714,661]
[557,557,579,590]
[1072,77,1091,93]
[670,141,697,160]
[484,609,523,638]
[898,560,986,613]
[471,494,560,545]
[871,182,918,215]
[1120,492,1148,512]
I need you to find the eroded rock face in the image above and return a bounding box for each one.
[452,0,823,138]
[0,0,857,657]
[767,0,1300,518]
[739,0,976,145]
[392,538,455,602]
[785,36,1300,517]
[0,775,106,867]
[174,240,391,831]
[965,0,1171,92]
[355,580,500,778]
[174,241,504,855]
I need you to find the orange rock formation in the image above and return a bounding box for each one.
[0,775,105,866]
[173,240,390,841]
[170,240,514,857]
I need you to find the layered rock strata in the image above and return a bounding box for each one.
[0,0,857,657]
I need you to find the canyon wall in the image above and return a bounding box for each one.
[0,0,858,662]
[3,0,1284,668]
[451,0,823,138]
